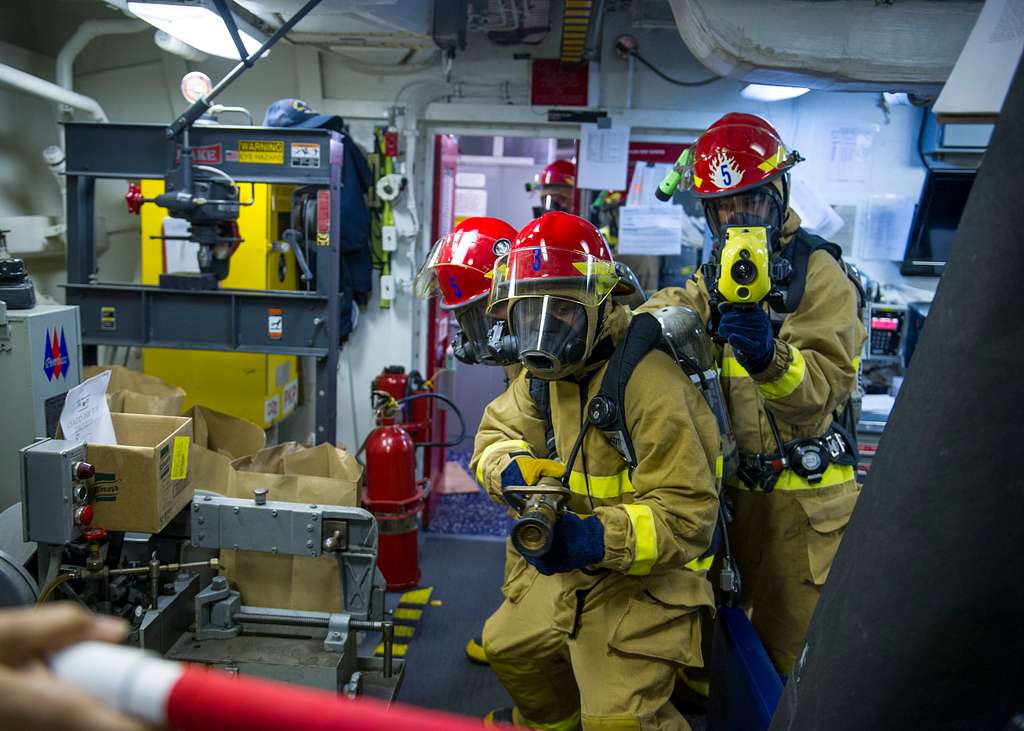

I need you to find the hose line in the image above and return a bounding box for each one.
[37,573,75,605]
[396,391,467,449]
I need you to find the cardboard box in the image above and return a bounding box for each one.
[89,413,193,534]
[84,365,186,416]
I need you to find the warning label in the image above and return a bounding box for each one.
[290,142,321,168]
[171,436,190,481]
[264,394,281,425]
[268,308,283,340]
[282,378,299,416]
[238,140,285,164]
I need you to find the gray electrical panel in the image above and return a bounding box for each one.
[20,439,89,545]
[0,304,82,510]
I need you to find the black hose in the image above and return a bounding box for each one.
[628,48,721,88]
[396,391,467,449]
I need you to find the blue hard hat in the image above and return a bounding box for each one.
[263,98,340,129]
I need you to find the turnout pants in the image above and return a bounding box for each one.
[483,561,711,731]
[727,479,860,675]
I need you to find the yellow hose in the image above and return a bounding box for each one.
[36,573,75,605]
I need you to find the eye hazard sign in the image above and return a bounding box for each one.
[291,142,321,168]
[237,140,285,164]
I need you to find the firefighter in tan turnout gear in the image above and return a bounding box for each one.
[643,112,866,676]
[472,211,721,731]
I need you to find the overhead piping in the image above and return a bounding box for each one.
[0,64,108,121]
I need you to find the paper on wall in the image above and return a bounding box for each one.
[789,177,845,240]
[455,187,488,218]
[59,370,117,445]
[626,163,674,207]
[827,126,877,184]
[853,194,917,261]
[578,123,630,190]
[617,206,683,256]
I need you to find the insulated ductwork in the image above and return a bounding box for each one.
[668,0,983,93]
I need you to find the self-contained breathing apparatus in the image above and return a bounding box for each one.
[701,221,864,493]
[506,308,736,565]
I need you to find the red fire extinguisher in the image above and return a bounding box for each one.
[363,409,423,591]
[363,366,466,591]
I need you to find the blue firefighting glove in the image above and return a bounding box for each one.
[523,512,605,576]
[500,457,565,510]
[718,307,775,374]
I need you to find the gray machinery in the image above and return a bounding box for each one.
[15,438,402,700]
[62,121,341,443]
[60,0,341,443]
[0,302,82,510]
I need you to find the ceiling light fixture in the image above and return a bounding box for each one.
[127,1,267,61]
[740,83,811,102]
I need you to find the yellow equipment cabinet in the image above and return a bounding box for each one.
[140,180,301,428]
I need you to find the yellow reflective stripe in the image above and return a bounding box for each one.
[476,439,530,484]
[720,356,750,378]
[685,554,715,572]
[757,145,787,173]
[773,463,855,491]
[566,470,634,499]
[622,504,658,576]
[714,454,724,478]
[731,463,855,492]
[757,345,806,400]
[853,355,861,371]
[692,172,703,188]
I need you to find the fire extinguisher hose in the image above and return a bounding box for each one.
[396,391,466,449]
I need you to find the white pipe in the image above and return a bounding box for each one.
[0,63,107,121]
[56,19,145,91]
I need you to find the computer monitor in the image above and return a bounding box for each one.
[901,170,975,276]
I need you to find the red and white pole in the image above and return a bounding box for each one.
[53,642,509,731]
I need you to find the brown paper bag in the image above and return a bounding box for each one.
[84,365,186,416]
[185,405,265,495]
[187,405,265,459]
[218,442,364,612]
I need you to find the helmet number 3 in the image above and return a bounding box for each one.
[720,164,732,187]
[531,248,543,272]
[449,276,462,299]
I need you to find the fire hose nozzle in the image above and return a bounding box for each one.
[507,482,570,558]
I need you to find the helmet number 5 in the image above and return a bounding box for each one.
[720,164,732,186]
[531,248,543,272]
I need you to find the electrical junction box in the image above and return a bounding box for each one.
[0,303,82,511]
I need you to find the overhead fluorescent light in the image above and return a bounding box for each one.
[128,1,266,61]
[740,83,810,102]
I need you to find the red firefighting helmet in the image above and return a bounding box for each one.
[487,211,631,319]
[414,217,517,311]
[536,159,576,189]
[687,113,802,199]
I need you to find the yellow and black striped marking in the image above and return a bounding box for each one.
[374,586,435,658]
[560,0,593,63]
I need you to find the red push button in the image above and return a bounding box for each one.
[73,462,96,480]
[74,505,94,527]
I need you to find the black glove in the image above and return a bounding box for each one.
[718,307,775,373]
[522,512,605,576]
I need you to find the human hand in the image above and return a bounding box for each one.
[0,603,153,731]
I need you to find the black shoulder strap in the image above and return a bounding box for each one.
[773,229,844,314]
[587,313,665,470]
[526,374,556,458]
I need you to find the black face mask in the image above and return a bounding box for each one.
[452,322,519,366]
[512,297,589,380]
